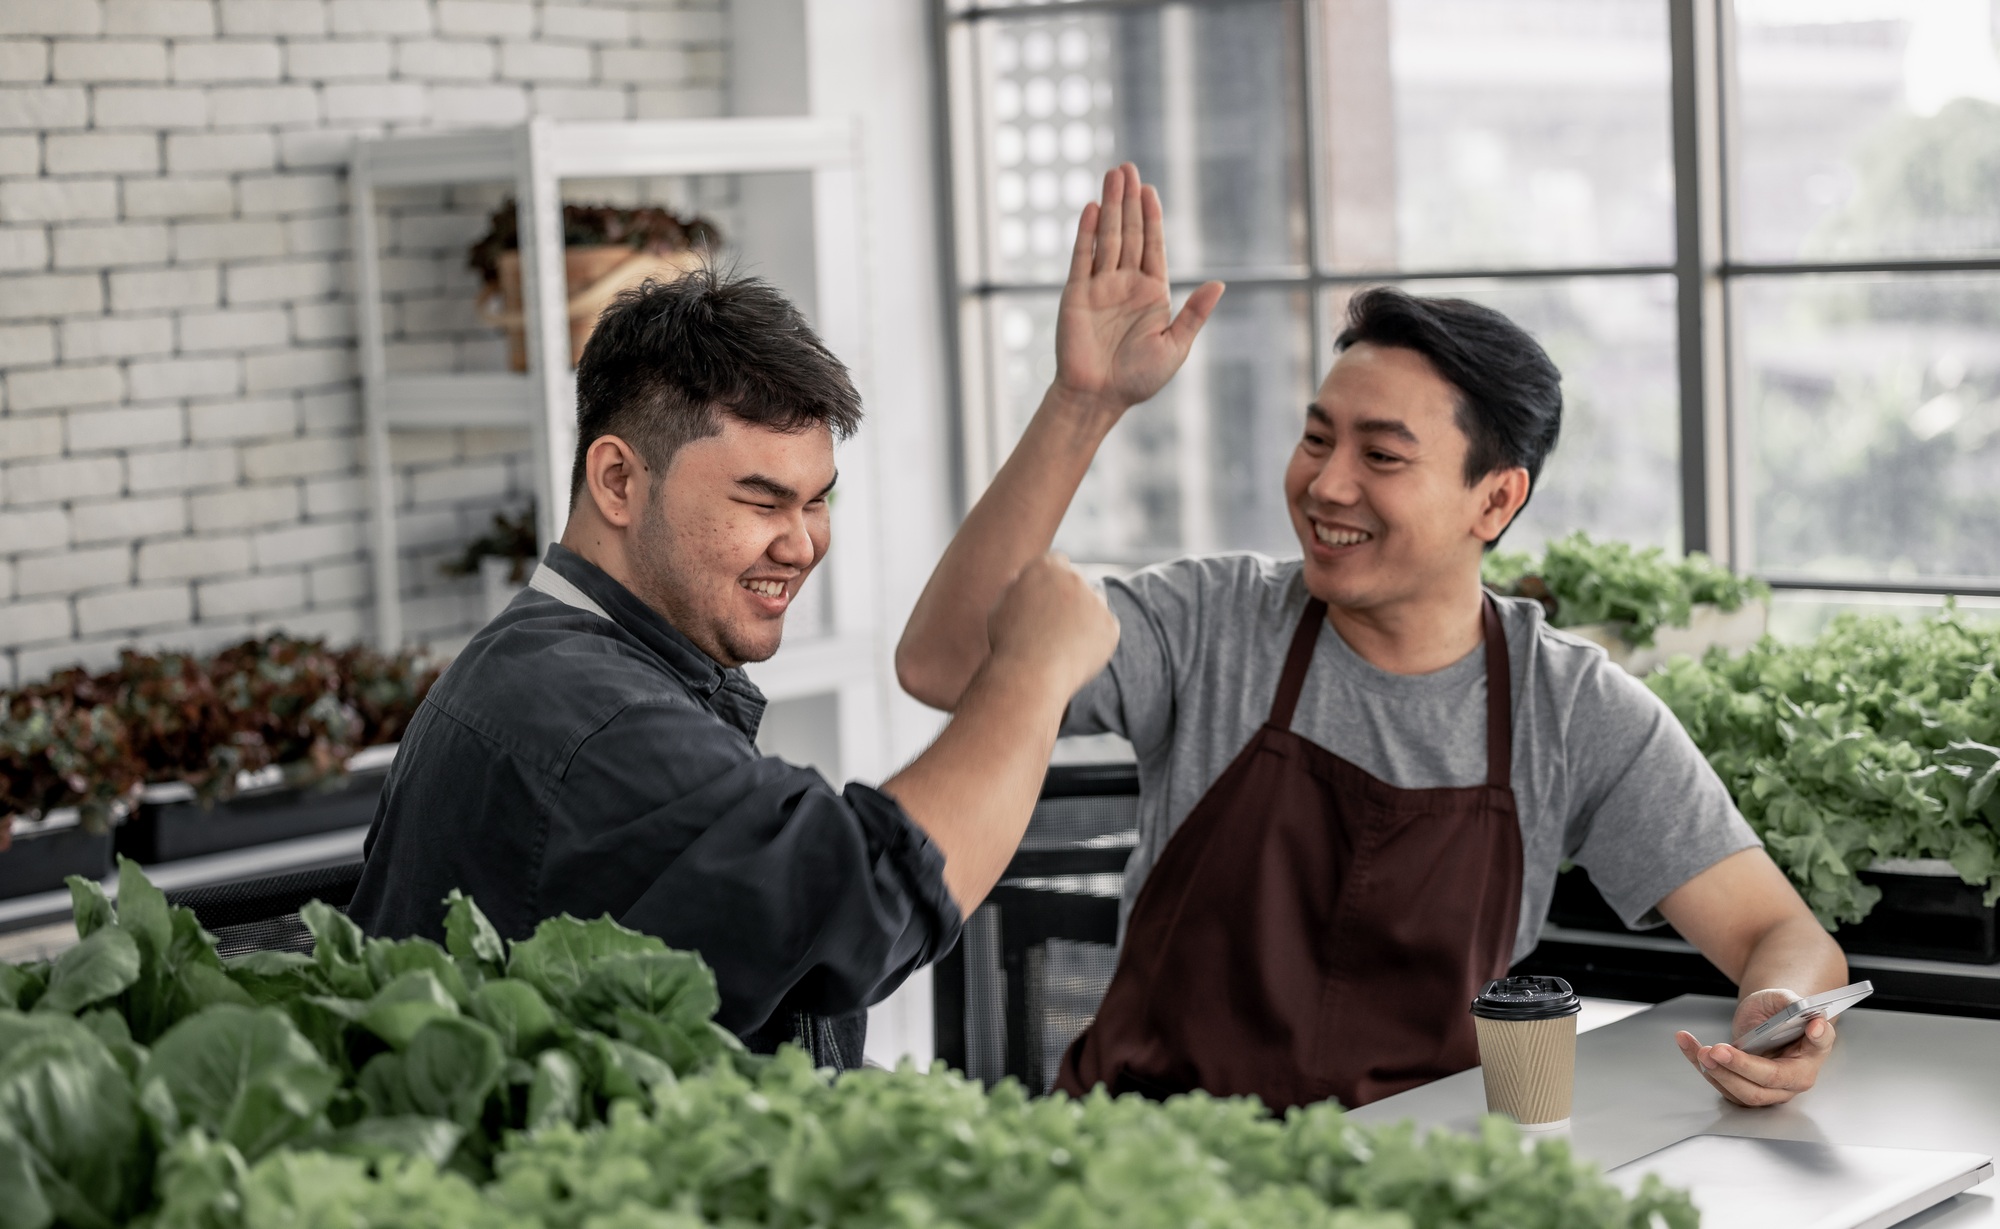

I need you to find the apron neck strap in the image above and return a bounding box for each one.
[1480,592,1513,789]
[1270,591,1515,789]
[1269,596,1329,729]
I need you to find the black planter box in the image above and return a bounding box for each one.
[1837,868,1999,964]
[1546,864,1999,965]
[0,823,115,900]
[117,770,387,864]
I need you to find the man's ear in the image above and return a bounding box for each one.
[584,434,649,528]
[1472,466,1531,545]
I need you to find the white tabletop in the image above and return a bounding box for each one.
[1351,995,2000,1228]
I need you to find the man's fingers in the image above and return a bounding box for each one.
[1139,183,1167,279]
[1119,165,1145,271]
[1703,1043,1787,1089]
[1068,202,1099,284]
[1674,1030,1807,1106]
[1700,1060,1792,1107]
[1093,167,1125,273]
[1168,281,1226,348]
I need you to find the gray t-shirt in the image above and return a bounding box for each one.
[1062,553,1759,962]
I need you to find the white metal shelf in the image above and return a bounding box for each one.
[349,115,864,649]
[378,371,544,431]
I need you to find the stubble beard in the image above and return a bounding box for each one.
[628,500,779,669]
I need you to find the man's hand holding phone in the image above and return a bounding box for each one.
[1673,986,1844,1107]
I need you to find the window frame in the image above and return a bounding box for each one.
[935,0,2000,600]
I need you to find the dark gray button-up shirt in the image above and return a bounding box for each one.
[346,545,960,1066]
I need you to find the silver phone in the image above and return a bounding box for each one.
[1735,980,1873,1055]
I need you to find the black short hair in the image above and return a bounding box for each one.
[1334,287,1563,491]
[570,267,862,500]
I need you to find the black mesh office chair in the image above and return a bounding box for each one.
[167,860,363,958]
[933,762,1139,1094]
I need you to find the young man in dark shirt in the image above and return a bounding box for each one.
[347,269,1118,1067]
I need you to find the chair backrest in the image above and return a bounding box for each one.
[167,860,364,959]
[933,762,1138,1094]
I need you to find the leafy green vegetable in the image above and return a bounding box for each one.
[446,889,507,973]
[506,915,667,1011]
[32,927,140,1018]
[0,1013,149,1229]
[357,970,461,1051]
[469,981,558,1058]
[1650,604,2000,924]
[2,864,1695,1229]
[1486,532,1769,648]
[0,634,438,844]
[139,1006,339,1162]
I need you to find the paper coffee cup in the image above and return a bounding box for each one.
[1470,975,1580,1130]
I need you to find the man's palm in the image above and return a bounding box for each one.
[1054,165,1224,413]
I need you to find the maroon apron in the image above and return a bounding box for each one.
[1056,595,1523,1111]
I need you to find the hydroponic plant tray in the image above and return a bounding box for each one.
[0,817,115,900]
[1837,863,1999,964]
[1545,864,1998,965]
[115,746,395,864]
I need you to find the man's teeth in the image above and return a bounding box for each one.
[1315,525,1372,547]
[743,580,786,598]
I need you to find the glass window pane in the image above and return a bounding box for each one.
[982,287,1314,563]
[1732,1,2000,262]
[1735,272,2000,581]
[970,2,1307,286]
[1767,590,2000,644]
[1318,0,1675,273]
[1325,275,1682,552]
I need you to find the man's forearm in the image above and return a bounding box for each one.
[880,654,1072,914]
[895,389,1118,711]
[1737,914,1848,1003]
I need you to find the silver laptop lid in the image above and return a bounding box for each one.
[1609,1134,1994,1229]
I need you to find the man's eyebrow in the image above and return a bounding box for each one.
[736,474,797,501]
[735,472,839,501]
[1354,416,1419,444]
[1304,405,1420,445]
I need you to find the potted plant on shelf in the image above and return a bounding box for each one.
[0,635,440,894]
[442,502,540,622]
[468,201,722,372]
[1483,532,1771,676]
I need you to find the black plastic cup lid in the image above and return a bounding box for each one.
[1471,975,1581,1021]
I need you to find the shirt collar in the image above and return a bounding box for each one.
[538,544,769,736]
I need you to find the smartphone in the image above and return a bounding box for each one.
[1734,981,1873,1055]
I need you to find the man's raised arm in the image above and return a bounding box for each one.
[894,163,1224,712]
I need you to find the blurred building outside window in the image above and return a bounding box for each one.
[941,0,2000,621]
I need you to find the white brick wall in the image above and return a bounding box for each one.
[0,0,727,682]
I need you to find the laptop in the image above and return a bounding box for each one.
[1609,1135,1994,1229]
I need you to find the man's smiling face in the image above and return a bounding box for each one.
[627,414,835,668]
[1284,341,1523,611]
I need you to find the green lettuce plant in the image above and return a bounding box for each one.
[0,862,1695,1229]
[1648,606,2000,927]
[1486,533,1768,648]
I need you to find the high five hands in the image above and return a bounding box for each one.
[1053,164,1227,418]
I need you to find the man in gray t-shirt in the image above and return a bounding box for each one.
[1065,552,1758,968]
[899,164,1847,1109]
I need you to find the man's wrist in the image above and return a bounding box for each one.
[979,642,1080,710]
[1042,382,1129,433]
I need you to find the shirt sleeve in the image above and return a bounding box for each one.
[1060,560,1211,760]
[1561,655,1762,929]
[547,700,962,1039]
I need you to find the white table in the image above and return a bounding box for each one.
[1351,995,2000,1227]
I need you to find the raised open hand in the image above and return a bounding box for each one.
[1053,164,1225,417]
